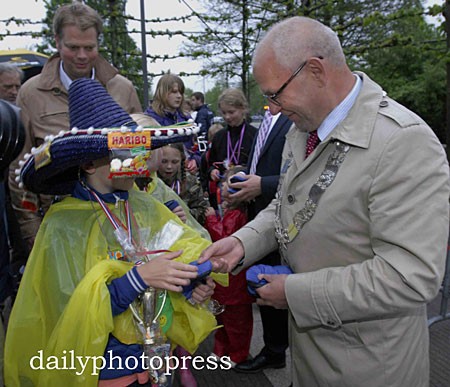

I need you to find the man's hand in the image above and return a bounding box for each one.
[228,174,262,205]
[198,236,244,273]
[256,273,289,309]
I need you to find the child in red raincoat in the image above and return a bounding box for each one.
[204,167,255,365]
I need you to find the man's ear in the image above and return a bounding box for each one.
[309,57,327,88]
[55,35,61,50]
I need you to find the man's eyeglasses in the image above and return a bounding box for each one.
[263,61,306,106]
[263,57,322,106]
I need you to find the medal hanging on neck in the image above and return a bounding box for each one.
[87,187,137,258]
[86,186,169,260]
[86,186,172,385]
[171,179,181,196]
[226,124,246,168]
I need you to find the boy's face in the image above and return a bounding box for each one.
[85,159,135,193]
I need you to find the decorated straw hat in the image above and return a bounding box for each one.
[17,78,198,195]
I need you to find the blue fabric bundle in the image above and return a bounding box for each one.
[182,260,213,299]
[246,264,293,297]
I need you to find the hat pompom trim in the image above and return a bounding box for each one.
[19,122,199,195]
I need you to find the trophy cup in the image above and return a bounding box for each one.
[128,220,190,386]
[130,287,171,386]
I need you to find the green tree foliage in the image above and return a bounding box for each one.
[205,83,226,115]
[181,0,445,140]
[180,0,277,100]
[1,0,445,140]
[354,3,446,142]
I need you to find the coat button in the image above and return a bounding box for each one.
[287,194,295,204]
[379,100,388,107]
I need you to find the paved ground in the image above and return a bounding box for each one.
[173,295,450,387]
[1,291,447,387]
[428,296,450,387]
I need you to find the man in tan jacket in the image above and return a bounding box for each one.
[200,17,450,387]
[9,2,141,248]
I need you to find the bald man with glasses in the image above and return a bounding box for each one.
[199,16,449,387]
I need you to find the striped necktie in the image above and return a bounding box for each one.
[249,111,272,174]
[305,130,320,159]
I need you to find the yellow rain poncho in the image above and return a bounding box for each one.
[4,189,227,387]
[141,172,211,241]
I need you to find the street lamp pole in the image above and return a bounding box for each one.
[140,0,149,108]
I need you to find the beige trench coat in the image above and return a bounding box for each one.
[234,72,450,386]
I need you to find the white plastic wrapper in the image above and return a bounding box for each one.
[143,220,184,257]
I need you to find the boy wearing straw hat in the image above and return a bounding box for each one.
[5,78,227,386]
[8,2,142,253]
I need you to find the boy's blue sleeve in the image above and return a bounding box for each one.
[107,266,148,316]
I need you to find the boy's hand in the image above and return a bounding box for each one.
[136,250,198,292]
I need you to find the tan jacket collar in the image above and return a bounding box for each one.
[286,72,384,172]
[326,72,384,149]
[36,53,119,92]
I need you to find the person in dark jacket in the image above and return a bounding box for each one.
[191,91,214,138]
[0,99,25,383]
[225,111,293,373]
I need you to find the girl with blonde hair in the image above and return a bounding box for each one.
[145,74,191,125]
[207,88,257,208]
[145,74,200,175]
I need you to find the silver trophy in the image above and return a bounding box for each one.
[128,221,188,386]
[131,287,171,386]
